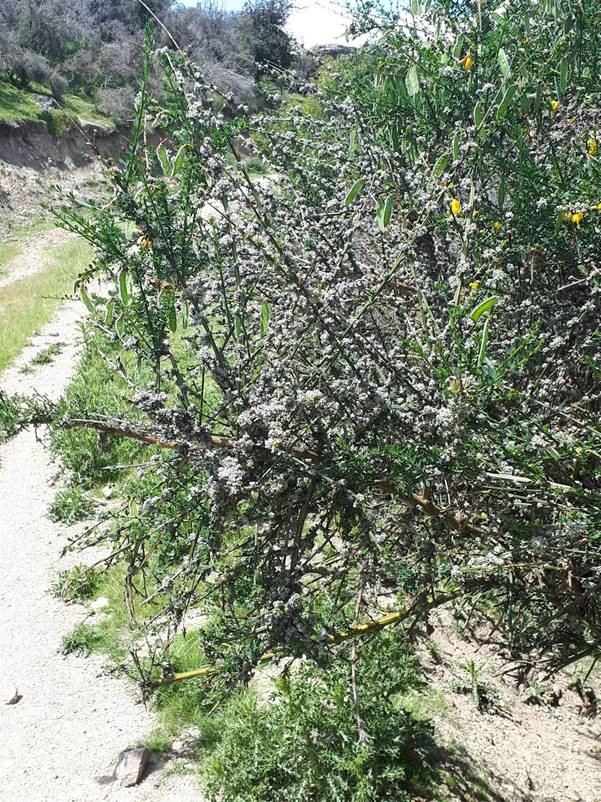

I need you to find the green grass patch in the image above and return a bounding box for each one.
[61,94,115,130]
[0,236,91,371]
[0,242,21,274]
[0,80,44,124]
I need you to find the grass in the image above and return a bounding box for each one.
[0,236,91,371]
[0,80,44,124]
[61,94,115,130]
[0,78,114,131]
[0,242,21,275]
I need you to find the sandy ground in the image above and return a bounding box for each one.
[424,610,601,802]
[0,239,202,801]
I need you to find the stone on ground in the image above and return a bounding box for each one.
[114,747,150,787]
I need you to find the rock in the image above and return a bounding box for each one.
[90,596,109,612]
[3,685,21,705]
[114,748,149,787]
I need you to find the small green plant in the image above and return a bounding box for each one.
[242,155,269,176]
[30,341,64,365]
[451,661,499,714]
[199,633,440,802]
[60,622,102,656]
[52,564,100,602]
[45,108,71,139]
[48,486,93,525]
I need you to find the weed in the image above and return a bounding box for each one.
[52,564,100,603]
[61,622,102,656]
[451,661,499,714]
[30,341,64,366]
[199,633,441,802]
[48,486,93,525]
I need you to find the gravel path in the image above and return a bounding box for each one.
[0,244,201,801]
[0,228,74,291]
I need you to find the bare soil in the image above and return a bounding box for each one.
[424,609,601,802]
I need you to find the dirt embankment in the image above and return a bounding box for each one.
[0,121,129,230]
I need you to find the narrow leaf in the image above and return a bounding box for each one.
[156,143,171,176]
[105,298,115,326]
[559,57,569,94]
[260,301,270,337]
[171,144,187,176]
[498,48,511,79]
[167,305,177,333]
[470,295,496,322]
[80,286,95,314]
[497,84,517,119]
[345,178,365,206]
[405,65,420,97]
[478,316,491,367]
[498,175,506,208]
[118,269,130,305]
[452,131,460,161]
[376,195,394,232]
[431,154,450,179]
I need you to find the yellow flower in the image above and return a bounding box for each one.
[587,137,598,157]
[459,52,474,71]
[550,99,559,114]
[137,235,154,250]
[469,280,480,289]
[493,220,503,233]
[571,211,585,225]
[450,198,462,216]
[596,202,601,211]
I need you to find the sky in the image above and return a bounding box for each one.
[177,0,359,48]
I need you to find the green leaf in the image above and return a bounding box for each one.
[105,299,115,326]
[376,195,394,232]
[498,48,511,80]
[235,314,244,339]
[498,175,506,208]
[156,143,171,176]
[470,295,496,322]
[167,305,177,333]
[80,286,95,314]
[171,144,187,176]
[115,316,124,337]
[452,34,464,59]
[559,57,569,94]
[431,154,450,179]
[497,84,516,119]
[181,301,189,330]
[452,131,460,161]
[345,178,365,206]
[405,65,420,97]
[118,269,130,305]
[473,101,484,128]
[260,301,270,337]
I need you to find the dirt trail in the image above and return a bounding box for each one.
[0,235,201,801]
[0,228,75,290]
